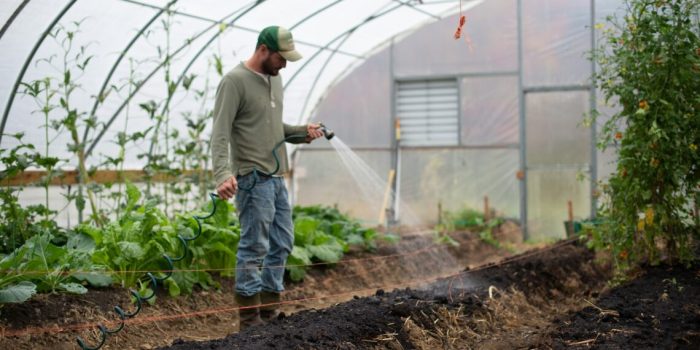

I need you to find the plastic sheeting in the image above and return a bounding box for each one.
[293,149,392,224]
[0,0,461,167]
[461,76,519,146]
[295,0,624,239]
[1,0,628,239]
[398,148,519,224]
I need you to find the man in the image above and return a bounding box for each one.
[210,25,324,330]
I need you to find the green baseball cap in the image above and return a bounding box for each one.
[257,26,302,62]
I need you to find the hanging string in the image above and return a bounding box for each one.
[454,0,465,39]
[453,0,474,52]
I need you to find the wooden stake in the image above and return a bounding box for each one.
[484,196,490,222]
[567,200,574,237]
[378,169,396,225]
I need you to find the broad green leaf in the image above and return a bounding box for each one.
[307,243,342,263]
[204,242,235,256]
[0,281,37,303]
[117,241,145,261]
[211,199,232,228]
[287,266,306,282]
[345,234,364,246]
[73,272,113,287]
[164,278,181,297]
[125,181,141,212]
[294,217,320,245]
[288,246,312,265]
[59,282,88,294]
[75,225,103,245]
[66,233,95,252]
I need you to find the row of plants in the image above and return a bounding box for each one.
[584,0,699,271]
[0,11,396,308]
[13,13,223,232]
[436,206,505,247]
[0,182,384,305]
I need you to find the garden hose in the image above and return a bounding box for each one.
[238,125,333,192]
[76,126,333,349]
[76,192,220,350]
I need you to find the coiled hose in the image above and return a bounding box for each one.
[77,192,220,350]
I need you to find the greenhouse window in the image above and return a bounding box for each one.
[396,79,459,147]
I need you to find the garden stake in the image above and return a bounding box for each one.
[76,192,220,350]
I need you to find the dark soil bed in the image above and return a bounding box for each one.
[164,240,610,349]
[0,229,515,350]
[547,263,700,349]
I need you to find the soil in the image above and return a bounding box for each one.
[164,240,610,350]
[4,223,697,350]
[0,228,517,350]
[547,263,700,349]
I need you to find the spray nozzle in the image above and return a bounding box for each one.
[318,123,335,140]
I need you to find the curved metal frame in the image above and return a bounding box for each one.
[164,0,345,107]
[1,0,444,153]
[81,0,178,146]
[85,0,263,157]
[0,0,30,40]
[0,0,78,146]
[286,0,439,124]
[144,0,267,159]
[146,0,346,160]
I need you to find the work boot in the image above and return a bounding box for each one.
[235,293,263,331]
[260,290,284,321]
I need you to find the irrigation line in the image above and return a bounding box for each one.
[75,193,220,350]
[5,237,579,339]
[4,267,461,338]
[1,226,519,276]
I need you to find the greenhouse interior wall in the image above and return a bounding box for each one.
[294,0,624,240]
[0,0,626,242]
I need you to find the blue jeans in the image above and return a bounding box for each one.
[234,173,294,297]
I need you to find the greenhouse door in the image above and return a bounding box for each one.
[524,90,592,240]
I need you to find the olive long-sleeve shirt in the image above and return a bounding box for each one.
[210,63,307,187]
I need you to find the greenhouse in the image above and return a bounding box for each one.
[1,0,698,349]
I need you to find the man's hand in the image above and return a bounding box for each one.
[305,123,324,143]
[217,176,238,200]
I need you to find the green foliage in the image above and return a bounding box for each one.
[0,137,62,253]
[168,198,240,296]
[590,0,700,268]
[0,231,110,304]
[77,182,178,291]
[0,281,37,304]
[437,207,504,247]
[287,205,381,281]
[0,245,37,303]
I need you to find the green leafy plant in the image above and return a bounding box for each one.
[287,205,381,281]
[589,0,699,269]
[167,198,240,296]
[76,182,179,293]
[0,232,111,304]
[0,245,37,304]
[0,136,62,253]
[437,207,503,247]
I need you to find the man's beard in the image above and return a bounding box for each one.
[261,56,280,76]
